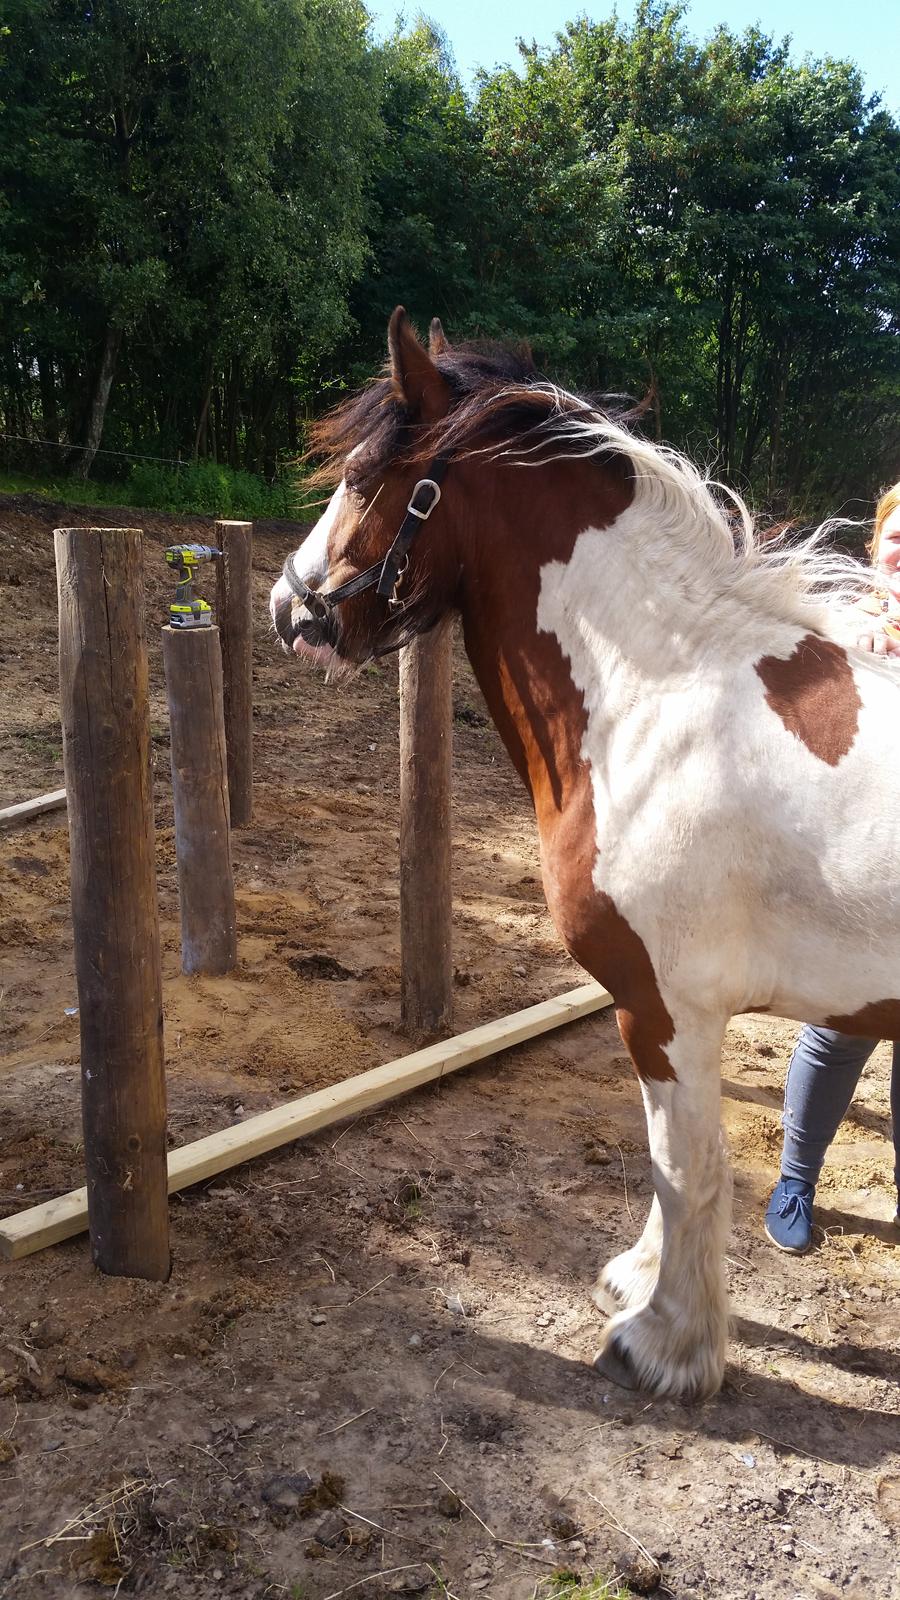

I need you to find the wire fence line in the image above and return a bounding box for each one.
[0,432,192,468]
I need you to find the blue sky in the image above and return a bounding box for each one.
[367,1,898,113]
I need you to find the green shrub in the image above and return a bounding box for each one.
[127,461,308,518]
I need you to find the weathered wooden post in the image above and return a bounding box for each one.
[55,526,170,1281]
[214,519,254,826]
[162,624,237,976]
[398,620,453,1037]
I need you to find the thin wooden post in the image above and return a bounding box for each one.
[54,526,170,1281]
[214,520,253,826]
[399,620,453,1037]
[161,625,237,975]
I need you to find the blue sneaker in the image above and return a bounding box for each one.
[765,1177,814,1254]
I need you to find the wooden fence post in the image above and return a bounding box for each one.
[214,520,253,826]
[54,526,170,1281]
[162,624,237,976]
[398,620,453,1037]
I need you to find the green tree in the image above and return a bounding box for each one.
[466,2,900,508]
[0,0,377,475]
[341,19,478,377]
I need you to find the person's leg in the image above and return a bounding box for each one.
[883,1043,890,1216]
[766,1025,877,1253]
[780,1025,879,1183]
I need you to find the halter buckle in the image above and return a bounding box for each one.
[406,479,442,520]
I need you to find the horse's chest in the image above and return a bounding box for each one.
[540,811,654,981]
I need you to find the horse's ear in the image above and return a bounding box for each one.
[388,307,449,422]
[429,317,448,357]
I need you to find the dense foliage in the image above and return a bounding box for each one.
[2,1,898,515]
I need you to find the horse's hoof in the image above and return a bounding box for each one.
[592,1342,639,1390]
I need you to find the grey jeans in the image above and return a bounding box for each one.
[780,1025,900,1192]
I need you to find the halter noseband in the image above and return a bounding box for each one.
[281,459,449,623]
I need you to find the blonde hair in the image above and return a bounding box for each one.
[868,481,900,562]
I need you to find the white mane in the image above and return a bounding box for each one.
[481,383,874,642]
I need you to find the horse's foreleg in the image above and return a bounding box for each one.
[594,1009,731,1400]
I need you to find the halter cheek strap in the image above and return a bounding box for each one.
[282,458,449,620]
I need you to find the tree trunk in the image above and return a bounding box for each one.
[37,354,59,444]
[212,386,223,463]
[226,362,240,469]
[6,344,28,438]
[767,353,790,503]
[259,380,280,479]
[70,325,122,480]
[193,356,214,461]
[3,346,20,438]
[61,359,82,442]
[287,388,299,454]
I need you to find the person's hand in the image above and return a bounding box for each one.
[856,626,900,656]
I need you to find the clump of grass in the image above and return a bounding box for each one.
[392,1165,437,1221]
[545,1572,633,1600]
[15,727,63,766]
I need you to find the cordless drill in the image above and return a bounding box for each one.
[164,544,220,628]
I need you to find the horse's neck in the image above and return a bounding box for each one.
[459,490,802,826]
[457,472,633,830]
[542,503,801,689]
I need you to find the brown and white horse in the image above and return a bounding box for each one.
[270,309,900,1400]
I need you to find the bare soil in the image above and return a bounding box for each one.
[0,493,898,1600]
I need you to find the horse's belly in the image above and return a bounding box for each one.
[585,702,900,1034]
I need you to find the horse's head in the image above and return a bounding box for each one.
[270,308,463,672]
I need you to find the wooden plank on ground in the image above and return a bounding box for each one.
[0,789,67,827]
[0,980,613,1260]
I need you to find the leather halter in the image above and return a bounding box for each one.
[281,459,448,622]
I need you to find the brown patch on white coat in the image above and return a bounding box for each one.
[755,633,861,766]
[825,998,900,1034]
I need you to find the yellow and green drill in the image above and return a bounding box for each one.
[164,544,220,627]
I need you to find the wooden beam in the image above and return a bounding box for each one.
[0,980,613,1261]
[0,788,67,827]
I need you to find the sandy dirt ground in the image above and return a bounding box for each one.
[0,493,897,1600]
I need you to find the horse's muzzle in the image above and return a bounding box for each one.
[270,579,339,657]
